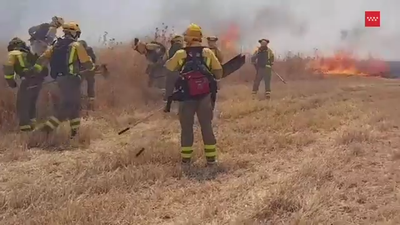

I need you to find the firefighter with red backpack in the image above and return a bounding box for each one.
[164,23,223,167]
[32,22,95,138]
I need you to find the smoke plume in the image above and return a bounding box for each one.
[0,0,399,59]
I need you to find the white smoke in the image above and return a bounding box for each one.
[0,0,399,59]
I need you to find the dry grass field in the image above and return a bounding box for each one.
[1,41,400,224]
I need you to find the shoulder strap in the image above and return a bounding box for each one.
[183,46,205,61]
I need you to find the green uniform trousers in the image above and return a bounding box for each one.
[179,94,217,162]
[16,77,43,131]
[43,76,81,133]
[252,67,272,94]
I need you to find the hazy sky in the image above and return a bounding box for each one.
[1,0,399,59]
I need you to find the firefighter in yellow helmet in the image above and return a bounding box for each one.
[32,22,95,138]
[251,39,275,99]
[2,37,44,131]
[28,16,64,56]
[164,23,223,167]
[163,35,184,102]
[133,38,166,89]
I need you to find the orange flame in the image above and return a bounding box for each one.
[307,50,368,76]
[220,23,240,52]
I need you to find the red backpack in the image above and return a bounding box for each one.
[179,46,213,97]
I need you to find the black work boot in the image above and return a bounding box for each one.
[265,92,271,99]
[181,158,191,170]
[71,129,78,139]
[206,157,218,167]
[252,91,257,99]
[87,98,95,111]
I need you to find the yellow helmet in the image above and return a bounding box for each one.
[183,23,203,42]
[62,22,81,38]
[51,16,64,27]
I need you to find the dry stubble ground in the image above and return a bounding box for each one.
[1,46,400,224]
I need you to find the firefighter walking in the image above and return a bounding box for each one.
[33,22,95,137]
[78,40,97,110]
[2,37,45,132]
[163,35,184,102]
[206,36,223,109]
[28,16,64,56]
[251,39,275,99]
[164,23,222,166]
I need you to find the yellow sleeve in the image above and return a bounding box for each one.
[74,42,95,71]
[268,48,275,63]
[213,48,223,63]
[3,52,16,80]
[164,49,186,72]
[203,48,223,79]
[34,46,54,72]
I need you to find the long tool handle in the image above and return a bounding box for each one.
[272,69,286,84]
[117,106,165,135]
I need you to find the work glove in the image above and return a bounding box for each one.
[6,80,17,88]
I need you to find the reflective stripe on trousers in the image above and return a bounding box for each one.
[43,76,82,131]
[179,94,217,160]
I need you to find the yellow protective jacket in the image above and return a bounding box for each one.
[251,47,274,67]
[164,42,223,80]
[34,39,95,75]
[3,49,35,81]
[209,47,223,63]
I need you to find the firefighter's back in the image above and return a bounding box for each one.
[49,38,77,79]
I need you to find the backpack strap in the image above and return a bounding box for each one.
[182,46,205,66]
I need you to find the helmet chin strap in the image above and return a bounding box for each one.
[64,32,80,40]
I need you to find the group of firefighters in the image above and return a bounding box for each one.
[2,17,275,167]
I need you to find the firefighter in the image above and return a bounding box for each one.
[2,37,44,132]
[163,35,184,102]
[32,22,95,138]
[206,36,224,109]
[206,36,223,63]
[28,16,64,56]
[78,40,97,110]
[133,38,166,89]
[251,39,275,99]
[28,16,63,111]
[164,23,222,166]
